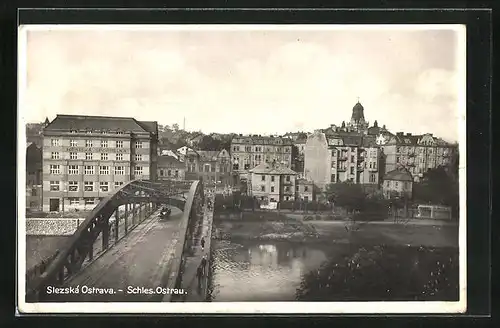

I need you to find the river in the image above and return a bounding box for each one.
[209,238,459,302]
[209,239,332,301]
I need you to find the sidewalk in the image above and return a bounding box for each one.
[179,194,214,302]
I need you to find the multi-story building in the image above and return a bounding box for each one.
[41,114,158,212]
[382,132,457,182]
[304,130,380,191]
[292,137,307,178]
[183,149,232,186]
[249,162,297,203]
[382,167,414,199]
[157,155,185,181]
[296,178,314,201]
[231,135,293,185]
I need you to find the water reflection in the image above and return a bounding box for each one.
[211,240,327,301]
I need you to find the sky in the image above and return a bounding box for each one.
[21,25,464,142]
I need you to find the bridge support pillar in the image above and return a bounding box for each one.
[124,203,128,234]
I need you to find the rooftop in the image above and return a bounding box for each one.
[44,114,157,135]
[249,162,297,175]
[158,155,184,167]
[384,167,413,182]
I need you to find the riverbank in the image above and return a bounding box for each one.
[213,215,458,248]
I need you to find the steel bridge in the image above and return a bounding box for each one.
[26,178,207,302]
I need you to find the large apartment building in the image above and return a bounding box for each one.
[41,115,158,212]
[230,135,293,184]
[304,130,380,190]
[184,149,232,186]
[381,132,457,182]
[249,162,297,202]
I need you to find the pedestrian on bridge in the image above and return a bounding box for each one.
[201,255,207,275]
[201,237,206,251]
[196,265,203,286]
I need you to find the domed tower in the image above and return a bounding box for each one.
[349,99,369,133]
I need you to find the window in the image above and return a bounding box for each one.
[261,175,265,181]
[49,165,60,174]
[86,140,93,147]
[211,166,216,172]
[261,186,265,192]
[369,173,376,183]
[159,169,164,176]
[296,185,299,191]
[350,167,354,174]
[69,198,79,205]
[116,131,124,135]
[70,152,77,160]
[51,152,60,159]
[68,181,78,192]
[70,140,78,147]
[167,170,172,176]
[49,181,60,191]
[114,181,124,189]
[85,153,93,160]
[285,196,290,201]
[135,141,142,148]
[286,175,290,182]
[204,164,210,172]
[135,154,142,161]
[285,186,290,192]
[84,197,95,205]
[114,166,124,175]
[51,139,60,147]
[101,140,108,148]
[395,182,399,188]
[84,181,94,192]
[271,186,275,192]
[331,174,336,183]
[271,176,275,182]
[84,165,94,175]
[99,166,110,175]
[304,186,309,192]
[116,153,123,161]
[101,153,108,161]
[68,165,79,175]
[175,170,179,177]
[134,166,143,175]
[99,182,109,192]
[116,141,123,148]
[386,180,390,187]
[351,155,354,163]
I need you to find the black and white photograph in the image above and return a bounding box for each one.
[18,24,466,314]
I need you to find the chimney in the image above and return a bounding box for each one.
[406,133,411,136]
[396,132,404,137]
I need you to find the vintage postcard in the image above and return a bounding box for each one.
[17,24,466,314]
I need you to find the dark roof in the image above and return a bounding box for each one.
[231,135,293,146]
[249,162,297,175]
[384,168,413,182]
[44,114,155,134]
[157,155,184,167]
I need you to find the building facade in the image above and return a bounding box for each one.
[304,130,380,191]
[296,178,314,201]
[183,149,232,186]
[382,132,457,182]
[382,167,414,199]
[157,155,185,181]
[41,115,158,212]
[231,135,293,185]
[249,162,297,202]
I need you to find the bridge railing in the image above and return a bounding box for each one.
[25,179,191,302]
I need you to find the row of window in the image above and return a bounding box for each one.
[186,164,231,173]
[396,146,451,155]
[384,180,411,189]
[232,146,291,153]
[49,164,143,175]
[159,169,180,177]
[260,175,292,182]
[51,139,144,148]
[49,180,124,192]
[232,155,291,162]
[259,185,292,192]
[50,152,145,161]
[329,173,377,183]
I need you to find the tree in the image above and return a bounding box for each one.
[172,123,180,132]
[325,182,366,214]
[198,135,222,151]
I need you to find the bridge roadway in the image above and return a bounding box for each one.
[45,205,185,302]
